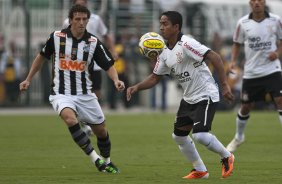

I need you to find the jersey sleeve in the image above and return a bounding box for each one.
[182,38,210,62]
[277,16,282,40]
[153,54,170,75]
[40,32,55,60]
[233,19,244,44]
[92,39,114,71]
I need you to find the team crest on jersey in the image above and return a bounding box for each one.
[83,44,90,52]
[55,32,66,37]
[176,52,183,63]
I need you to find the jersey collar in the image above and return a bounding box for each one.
[248,11,270,21]
[166,32,183,49]
[63,25,90,42]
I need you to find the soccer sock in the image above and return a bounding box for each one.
[172,133,207,171]
[278,110,282,126]
[68,123,95,155]
[192,132,231,158]
[235,111,250,140]
[97,133,111,163]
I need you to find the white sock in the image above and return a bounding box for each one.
[89,150,101,164]
[172,133,207,171]
[278,110,282,126]
[102,157,111,164]
[235,111,249,140]
[192,132,231,158]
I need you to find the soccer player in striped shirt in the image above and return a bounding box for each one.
[127,11,235,179]
[227,0,282,153]
[19,4,124,173]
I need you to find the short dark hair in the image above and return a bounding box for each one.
[68,4,90,20]
[161,11,182,31]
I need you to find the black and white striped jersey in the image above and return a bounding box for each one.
[40,27,114,95]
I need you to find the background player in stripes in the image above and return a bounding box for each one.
[127,11,235,179]
[19,4,124,173]
[227,0,282,153]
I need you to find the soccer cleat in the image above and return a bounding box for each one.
[221,154,235,178]
[95,158,107,172]
[182,169,209,179]
[105,162,120,173]
[226,136,245,153]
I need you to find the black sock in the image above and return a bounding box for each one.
[97,133,111,158]
[68,123,94,155]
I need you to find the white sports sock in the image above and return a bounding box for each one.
[192,132,231,158]
[172,133,207,171]
[89,150,101,164]
[102,157,111,164]
[235,112,249,140]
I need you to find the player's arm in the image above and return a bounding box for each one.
[230,42,241,72]
[269,40,282,61]
[106,65,125,91]
[127,73,162,101]
[207,50,234,103]
[19,54,45,91]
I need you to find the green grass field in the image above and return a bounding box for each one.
[0,111,281,184]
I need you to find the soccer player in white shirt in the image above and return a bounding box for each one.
[226,0,282,153]
[127,11,235,179]
[63,0,118,136]
[20,5,124,173]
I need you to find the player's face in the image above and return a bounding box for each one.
[249,0,265,13]
[159,15,178,40]
[70,12,89,36]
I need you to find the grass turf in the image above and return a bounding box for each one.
[0,111,281,184]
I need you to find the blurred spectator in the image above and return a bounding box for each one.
[108,39,130,109]
[0,41,23,106]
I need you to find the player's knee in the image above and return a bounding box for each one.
[192,132,211,146]
[172,133,187,145]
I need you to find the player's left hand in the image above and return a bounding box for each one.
[115,80,125,91]
[221,83,235,104]
[268,51,279,61]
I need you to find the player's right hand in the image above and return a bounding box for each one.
[19,80,30,91]
[126,86,138,101]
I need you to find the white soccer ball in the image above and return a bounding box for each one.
[138,32,165,59]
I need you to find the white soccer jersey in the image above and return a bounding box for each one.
[40,27,114,95]
[233,12,282,79]
[154,34,220,104]
[63,13,108,71]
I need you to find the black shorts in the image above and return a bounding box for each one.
[91,70,102,90]
[175,99,217,133]
[241,72,282,103]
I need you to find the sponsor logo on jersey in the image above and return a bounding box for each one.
[55,32,66,37]
[59,59,86,72]
[183,42,203,57]
[248,36,271,51]
[171,68,191,83]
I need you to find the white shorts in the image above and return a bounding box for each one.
[49,93,105,124]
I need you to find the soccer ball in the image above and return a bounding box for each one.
[139,32,165,59]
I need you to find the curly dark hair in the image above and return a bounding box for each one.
[68,4,90,20]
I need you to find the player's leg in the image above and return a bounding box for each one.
[274,96,282,125]
[226,103,252,152]
[191,99,234,178]
[77,94,119,173]
[268,72,282,126]
[174,99,208,179]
